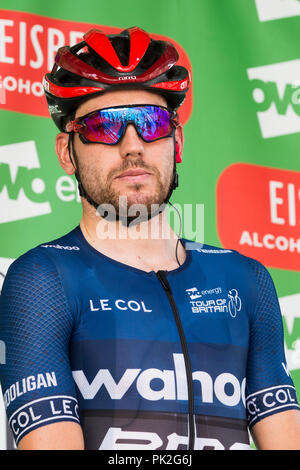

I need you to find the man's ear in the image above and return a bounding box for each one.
[175,124,184,163]
[55,133,76,175]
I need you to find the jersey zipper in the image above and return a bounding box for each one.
[156,270,195,450]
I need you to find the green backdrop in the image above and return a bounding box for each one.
[1,0,300,449]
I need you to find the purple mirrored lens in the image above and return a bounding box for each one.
[81,112,122,143]
[79,105,173,144]
[136,106,173,142]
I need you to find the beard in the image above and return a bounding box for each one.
[72,142,174,220]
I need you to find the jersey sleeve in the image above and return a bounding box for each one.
[0,248,80,446]
[245,257,300,428]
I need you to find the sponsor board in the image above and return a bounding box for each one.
[0,141,51,223]
[0,257,14,293]
[0,257,15,448]
[279,293,300,372]
[0,141,81,225]
[0,384,15,450]
[0,384,7,450]
[0,10,192,125]
[247,59,300,139]
[255,0,300,22]
[216,163,300,271]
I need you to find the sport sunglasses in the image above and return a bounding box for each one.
[65,104,179,145]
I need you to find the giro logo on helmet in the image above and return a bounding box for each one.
[118,76,137,81]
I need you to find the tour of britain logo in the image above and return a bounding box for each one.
[185,287,242,318]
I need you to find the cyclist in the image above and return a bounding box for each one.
[0,27,300,450]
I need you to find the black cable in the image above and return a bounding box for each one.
[168,201,183,267]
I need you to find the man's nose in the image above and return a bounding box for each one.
[119,123,145,158]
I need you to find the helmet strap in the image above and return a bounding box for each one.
[68,132,100,208]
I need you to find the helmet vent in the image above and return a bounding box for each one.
[109,35,130,67]
[137,41,165,73]
[79,49,120,77]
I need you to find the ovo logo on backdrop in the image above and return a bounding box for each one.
[0,141,80,224]
[0,141,51,223]
[255,0,300,22]
[247,59,300,139]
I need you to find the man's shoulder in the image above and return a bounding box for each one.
[38,226,81,255]
[185,239,267,275]
[1,228,82,318]
[7,226,81,277]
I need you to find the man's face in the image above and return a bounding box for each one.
[70,89,180,215]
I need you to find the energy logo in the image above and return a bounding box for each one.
[185,287,202,300]
[247,59,300,138]
[255,0,300,22]
[0,140,51,223]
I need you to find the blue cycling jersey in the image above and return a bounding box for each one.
[0,225,298,450]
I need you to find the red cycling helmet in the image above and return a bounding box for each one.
[43,26,191,131]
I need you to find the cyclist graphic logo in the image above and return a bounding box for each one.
[227,289,242,318]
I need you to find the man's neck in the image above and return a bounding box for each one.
[79,206,186,272]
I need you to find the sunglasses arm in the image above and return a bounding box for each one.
[172,112,180,128]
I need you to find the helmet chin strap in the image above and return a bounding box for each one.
[68,133,179,226]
